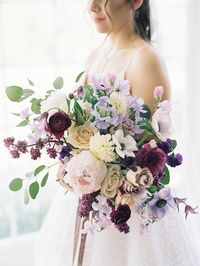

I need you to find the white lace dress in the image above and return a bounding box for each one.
[33,48,200,266]
[33,185,199,266]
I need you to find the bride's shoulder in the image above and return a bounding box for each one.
[132,42,165,68]
[126,42,171,108]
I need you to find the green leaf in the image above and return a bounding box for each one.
[16,119,29,127]
[12,113,20,116]
[147,185,158,194]
[6,86,23,102]
[41,172,49,187]
[75,71,85,83]
[140,104,151,120]
[30,98,41,114]
[66,98,71,113]
[74,100,85,125]
[46,90,55,94]
[29,181,39,199]
[27,78,34,86]
[53,77,64,90]
[34,165,46,176]
[160,166,170,185]
[171,140,177,150]
[9,178,23,191]
[74,100,84,115]
[23,89,34,96]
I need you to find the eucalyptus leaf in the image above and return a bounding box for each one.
[27,78,34,86]
[6,86,23,102]
[24,188,30,204]
[12,113,20,116]
[16,120,29,127]
[29,181,39,199]
[9,178,23,191]
[30,98,41,114]
[41,172,49,187]
[75,71,85,83]
[34,165,46,176]
[53,77,64,90]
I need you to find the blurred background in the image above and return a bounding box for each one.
[0,0,200,265]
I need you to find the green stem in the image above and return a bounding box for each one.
[136,131,149,147]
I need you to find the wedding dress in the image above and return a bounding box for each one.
[33,46,200,266]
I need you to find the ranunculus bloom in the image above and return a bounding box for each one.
[45,111,71,138]
[126,166,154,188]
[115,191,137,207]
[101,164,121,198]
[135,144,167,177]
[110,204,131,224]
[67,122,98,149]
[63,150,107,195]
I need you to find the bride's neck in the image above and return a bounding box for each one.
[102,24,139,53]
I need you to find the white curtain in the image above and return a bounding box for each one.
[151,0,200,256]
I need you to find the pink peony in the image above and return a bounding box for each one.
[63,151,107,195]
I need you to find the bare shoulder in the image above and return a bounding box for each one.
[126,43,171,114]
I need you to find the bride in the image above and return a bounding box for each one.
[33,0,199,265]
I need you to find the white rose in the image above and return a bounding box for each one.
[41,91,67,115]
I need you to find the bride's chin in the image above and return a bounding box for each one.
[94,25,110,34]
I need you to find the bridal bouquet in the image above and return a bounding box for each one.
[4,72,198,234]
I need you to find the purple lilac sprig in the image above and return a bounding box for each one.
[3,136,63,160]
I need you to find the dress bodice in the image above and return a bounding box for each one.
[82,43,148,85]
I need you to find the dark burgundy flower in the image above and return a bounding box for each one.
[110,204,131,225]
[167,153,183,167]
[59,146,72,160]
[121,156,135,169]
[79,191,100,217]
[115,222,130,233]
[157,138,173,155]
[135,144,167,176]
[45,112,71,138]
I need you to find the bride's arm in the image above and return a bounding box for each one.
[126,45,172,141]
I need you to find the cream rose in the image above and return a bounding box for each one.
[101,164,121,198]
[67,122,98,149]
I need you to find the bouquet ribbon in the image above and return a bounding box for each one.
[72,198,88,266]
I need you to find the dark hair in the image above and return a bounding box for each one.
[131,0,151,42]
